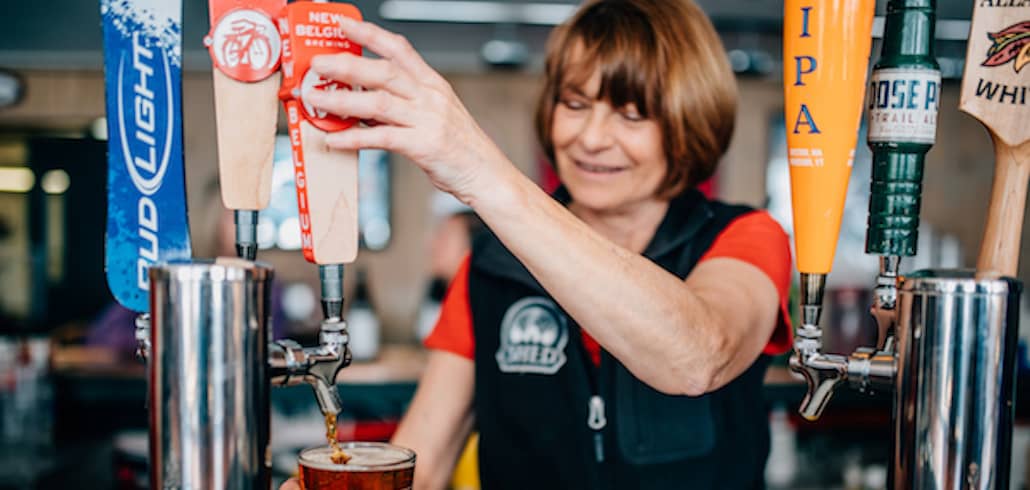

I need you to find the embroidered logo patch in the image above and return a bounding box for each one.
[496,297,568,374]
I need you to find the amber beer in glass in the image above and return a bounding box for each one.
[298,442,415,490]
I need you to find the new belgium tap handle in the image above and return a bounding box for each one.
[279,2,362,266]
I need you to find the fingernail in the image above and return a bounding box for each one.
[311,55,331,74]
[306,89,325,103]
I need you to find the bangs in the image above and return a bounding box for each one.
[551,2,661,118]
[536,0,738,197]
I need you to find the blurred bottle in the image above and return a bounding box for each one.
[0,336,54,486]
[348,271,380,362]
[765,403,798,488]
[415,278,447,342]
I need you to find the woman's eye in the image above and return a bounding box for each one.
[560,98,587,110]
[620,107,644,122]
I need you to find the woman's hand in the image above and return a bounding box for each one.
[306,17,511,204]
[278,477,300,490]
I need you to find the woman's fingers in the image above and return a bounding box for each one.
[334,16,439,82]
[311,54,416,99]
[306,88,411,127]
[324,126,409,153]
[278,477,301,490]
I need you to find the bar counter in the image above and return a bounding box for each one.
[27,344,1030,489]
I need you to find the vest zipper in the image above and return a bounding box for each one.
[587,394,607,463]
[577,325,608,470]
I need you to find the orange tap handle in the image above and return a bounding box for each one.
[783,0,876,274]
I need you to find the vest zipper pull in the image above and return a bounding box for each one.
[588,395,606,462]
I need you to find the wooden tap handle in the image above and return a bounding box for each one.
[300,120,359,264]
[976,137,1030,279]
[213,70,279,210]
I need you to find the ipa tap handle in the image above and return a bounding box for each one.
[782,0,875,420]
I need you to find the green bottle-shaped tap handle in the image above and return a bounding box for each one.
[865,0,940,257]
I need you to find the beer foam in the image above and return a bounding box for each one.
[301,444,415,472]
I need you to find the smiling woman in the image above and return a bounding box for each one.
[280,2,792,489]
[536,0,738,203]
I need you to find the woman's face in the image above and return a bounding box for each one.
[551,66,667,214]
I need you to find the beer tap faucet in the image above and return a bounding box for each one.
[269,318,352,416]
[790,273,846,419]
[869,256,900,351]
[134,314,151,362]
[320,264,345,322]
[267,264,352,416]
[786,0,937,420]
[275,0,365,417]
[235,210,260,261]
[782,0,877,420]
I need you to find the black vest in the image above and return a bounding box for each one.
[468,189,771,490]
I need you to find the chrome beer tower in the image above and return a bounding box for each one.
[138,258,352,489]
[788,0,1022,488]
[133,28,356,490]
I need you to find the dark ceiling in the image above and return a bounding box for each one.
[0,0,975,73]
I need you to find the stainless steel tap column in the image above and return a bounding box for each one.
[893,270,1021,489]
[148,259,273,490]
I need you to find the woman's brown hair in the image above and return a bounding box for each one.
[535,0,738,198]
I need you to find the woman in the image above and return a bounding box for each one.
[286,0,791,488]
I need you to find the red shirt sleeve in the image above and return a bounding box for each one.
[698,211,793,355]
[423,255,475,359]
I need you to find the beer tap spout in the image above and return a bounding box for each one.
[790,349,848,420]
[234,210,259,261]
[790,273,899,420]
[319,264,345,322]
[134,314,151,362]
[269,319,353,415]
[871,256,901,351]
[791,273,840,420]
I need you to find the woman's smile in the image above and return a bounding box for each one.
[573,159,631,176]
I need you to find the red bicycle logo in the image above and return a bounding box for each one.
[223,18,272,69]
[206,9,281,82]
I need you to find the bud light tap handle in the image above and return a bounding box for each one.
[100,0,192,314]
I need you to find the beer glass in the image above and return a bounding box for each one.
[298,442,415,490]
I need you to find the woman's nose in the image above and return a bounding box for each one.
[577,108,615,152]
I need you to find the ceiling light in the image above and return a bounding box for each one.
[0,167,34,193]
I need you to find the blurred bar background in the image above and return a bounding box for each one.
[0,1,1026,489]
